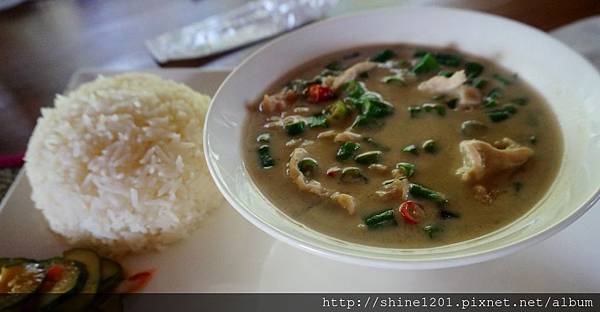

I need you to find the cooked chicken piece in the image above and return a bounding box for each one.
[375,178,409,200]
[259,90,298,114]
[334,131,362,142]
[316,130,338,139]
[417,70,467,94]
[332,61,377,90]
[473,185,495,204]
[456,85,482,110]
[330,192,356,215]
[288,148,356,215]
[288,148,330,197]
[368,164,389,173]
[456,138,534,182]
[285,138,303,147]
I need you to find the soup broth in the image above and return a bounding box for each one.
[242,46,563,248]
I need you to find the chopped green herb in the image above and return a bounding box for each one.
[348,92,394,128]
[422,103,446,116]
[325,101,350,124]
[354,151,383,165]
[258,145,275,169]
[528,135,537,144]
[408,105,422,118]
[343,80,366,99]
[306,115,328,128]
[438,70,454,77]
[513,181,523,193]
[483,87,503,108]
[336,142,361,161]
[297,158,318,175]
[446,98,458,109]
[422,139,438,154]
[465,62,484,79]
[511,97,529,106]
[409,183,448,206]
[412,53,439,74]
[493,74,513,86]
[402,144,418,155]
[440,210,460,220]
[423,224,443,238]
[256,133,271,143]
[460,120,488,137]
[369,49,396,63]
[340,167,368,183]
[325,60,343,71]
[364,209,397,229]
[363,137,390,152]
[284,120,306,136]
[395,162,416,177]
[471,77,488,89]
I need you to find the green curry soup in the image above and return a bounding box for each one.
[242,46,563,248]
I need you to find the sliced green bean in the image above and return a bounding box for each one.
[258,145,275,169]
[409,183,448,206]
[340,167,368,183]
[395,162,416,177]
[364,209,397,229]
[354,151,382,165]
[422,139,437,154]
[402,144,418,155]
[297,158,318,175]
[256,133,271,143]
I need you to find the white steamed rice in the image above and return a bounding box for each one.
[25,73,222,256]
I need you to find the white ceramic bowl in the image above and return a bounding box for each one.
[204,7,600,269]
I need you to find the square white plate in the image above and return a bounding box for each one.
[1,68,598,292]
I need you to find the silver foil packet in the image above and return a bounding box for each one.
[146,0,338,63]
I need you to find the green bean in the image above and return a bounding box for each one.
[258,145,275,169]
[284,120,306,136]
[297,158,318,175]
[369,49,396,63]
[256,133,271,143]
[409,183,448,206]
[340,167,368,183]
[422,140,437,154]
[423,224,443,238]
[354,151,382,165]
[402,144,418,155]
[395,162,416,177]
[364,209,397,229]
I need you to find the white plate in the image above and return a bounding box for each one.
[1,68,599,292]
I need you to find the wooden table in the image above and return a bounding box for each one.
[1,0,599,155]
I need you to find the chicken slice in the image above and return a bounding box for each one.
[456,138,534,182]
[417,70,467,94]
[259,90,298,114]
[332,61,377,90]
[456,85,482,110]
[288,148,330,197]
[334,131,362,142]
[375,177,410,200]
[288,148,356,215]
[330,192,356,215]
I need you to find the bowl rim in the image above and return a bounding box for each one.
[204,5,600,269]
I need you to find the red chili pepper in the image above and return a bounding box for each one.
[326,167,341,177]
[306,84,334,103]
[398,200,425,224]
[46,265,63,282]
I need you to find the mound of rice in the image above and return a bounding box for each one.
[25,73,222,256]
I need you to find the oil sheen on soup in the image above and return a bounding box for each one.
[243,46,563,248]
